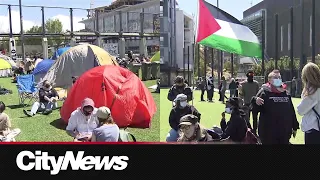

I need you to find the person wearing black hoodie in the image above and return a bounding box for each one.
[166,94,201,142]
[252,70,299,144]
[220,97,250,143]
[167,76,193,103]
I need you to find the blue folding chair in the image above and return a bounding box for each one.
[16,74,38,106]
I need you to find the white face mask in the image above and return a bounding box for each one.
[225,107,232,114]
[180,101,188,108]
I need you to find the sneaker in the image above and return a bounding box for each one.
[42,109,53,115]
[23,109,34,117]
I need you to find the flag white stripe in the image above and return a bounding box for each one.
[214,19,260,44]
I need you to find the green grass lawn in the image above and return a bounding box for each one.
[160,89,305,144]
[0,78,159,142]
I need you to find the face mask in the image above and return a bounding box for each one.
[179,101,188,108]
[272,79,282,87]
[225,107,232,114]
[247,76,254,82]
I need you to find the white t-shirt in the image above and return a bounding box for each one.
[66,108,99,134]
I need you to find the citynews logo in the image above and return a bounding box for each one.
[16,151,129,175]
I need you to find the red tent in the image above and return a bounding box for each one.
[60,65,157,128]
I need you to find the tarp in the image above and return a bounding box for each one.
[42,44,118,89]
[52,46,71,60]
[33,59,54,82]
[60,65,157,129]
[150,51,160,62]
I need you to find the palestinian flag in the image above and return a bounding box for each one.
[196,0,262,58]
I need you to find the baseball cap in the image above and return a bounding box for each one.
[174,94,187,102]
[97,106,111,119]
[179,114,199,127]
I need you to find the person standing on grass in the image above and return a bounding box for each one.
[229,78,237,98]
[297,63,320,144]
[166,94,201,142]
[252,70,299,144]
[23,80,59,117]
[291,77,297,97]
[66,98,98,142]
[167,76,193,103]
[206,76,214,102]
[239,70,260,134]
[220,76,227,103]
[198,77,206,101]
[91,106,120,142]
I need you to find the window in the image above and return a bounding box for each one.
[288,23,291,50]
[310,15,312,47]
[280,25,283,52]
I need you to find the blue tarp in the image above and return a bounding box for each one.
[33,59,54,75]
[52,46,71,60]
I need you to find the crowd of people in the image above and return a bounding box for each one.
[166,62,320,144]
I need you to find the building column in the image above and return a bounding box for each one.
[118,38,126,58]
[139,37,148,57]
[70,37,77,47]
[42,37,48,59]
[95,37,103,47]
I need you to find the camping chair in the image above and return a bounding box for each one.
[16,74,39,106]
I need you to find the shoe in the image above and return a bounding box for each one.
[42,109,53,115]
[23,109,33,117]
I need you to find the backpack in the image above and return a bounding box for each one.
[118,129,137,142]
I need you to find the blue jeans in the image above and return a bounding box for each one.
[166,129,179,142]
[30,101,58,115]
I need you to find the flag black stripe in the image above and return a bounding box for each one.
[203,0,243,25]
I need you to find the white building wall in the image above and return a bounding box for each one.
[175,9,184,69]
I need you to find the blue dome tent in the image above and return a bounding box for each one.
[52,46,71,60]
[33,59,54,82]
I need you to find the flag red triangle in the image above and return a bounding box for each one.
[196,0,222,42]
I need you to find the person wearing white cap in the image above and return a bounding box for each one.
[91,106,120,142]
[166,94,201,142]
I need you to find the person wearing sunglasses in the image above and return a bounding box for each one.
[66,98,99,142]
[252,70,299,144]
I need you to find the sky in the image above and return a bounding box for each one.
[0,0,115,33]
[176,0,263,20]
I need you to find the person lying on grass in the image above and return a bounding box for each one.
[177,114,212,142]
[66,98,98,142]
[23,80,59,117]
[0,101,21,142]
[91,106,120,142]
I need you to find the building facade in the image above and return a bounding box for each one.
[160,0,195,86]
[242,0,320,60]
[80,0,160,56]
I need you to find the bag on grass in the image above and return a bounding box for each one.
[118,129,136,142]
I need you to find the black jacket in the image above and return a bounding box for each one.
[169,105,201,131]
[167,84,193,102]
[229,81,237,90]
[252,85,299,144]
[221,109,248,142]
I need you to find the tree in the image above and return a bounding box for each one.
[25,18,64,46]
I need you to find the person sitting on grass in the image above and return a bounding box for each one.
[66,98,98,142]
[220,97,251,143]
[177,114,212,142]
[91,106,120,142]
[0,101,21,142]
[166,94,201,142]
[23,80,59,117]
